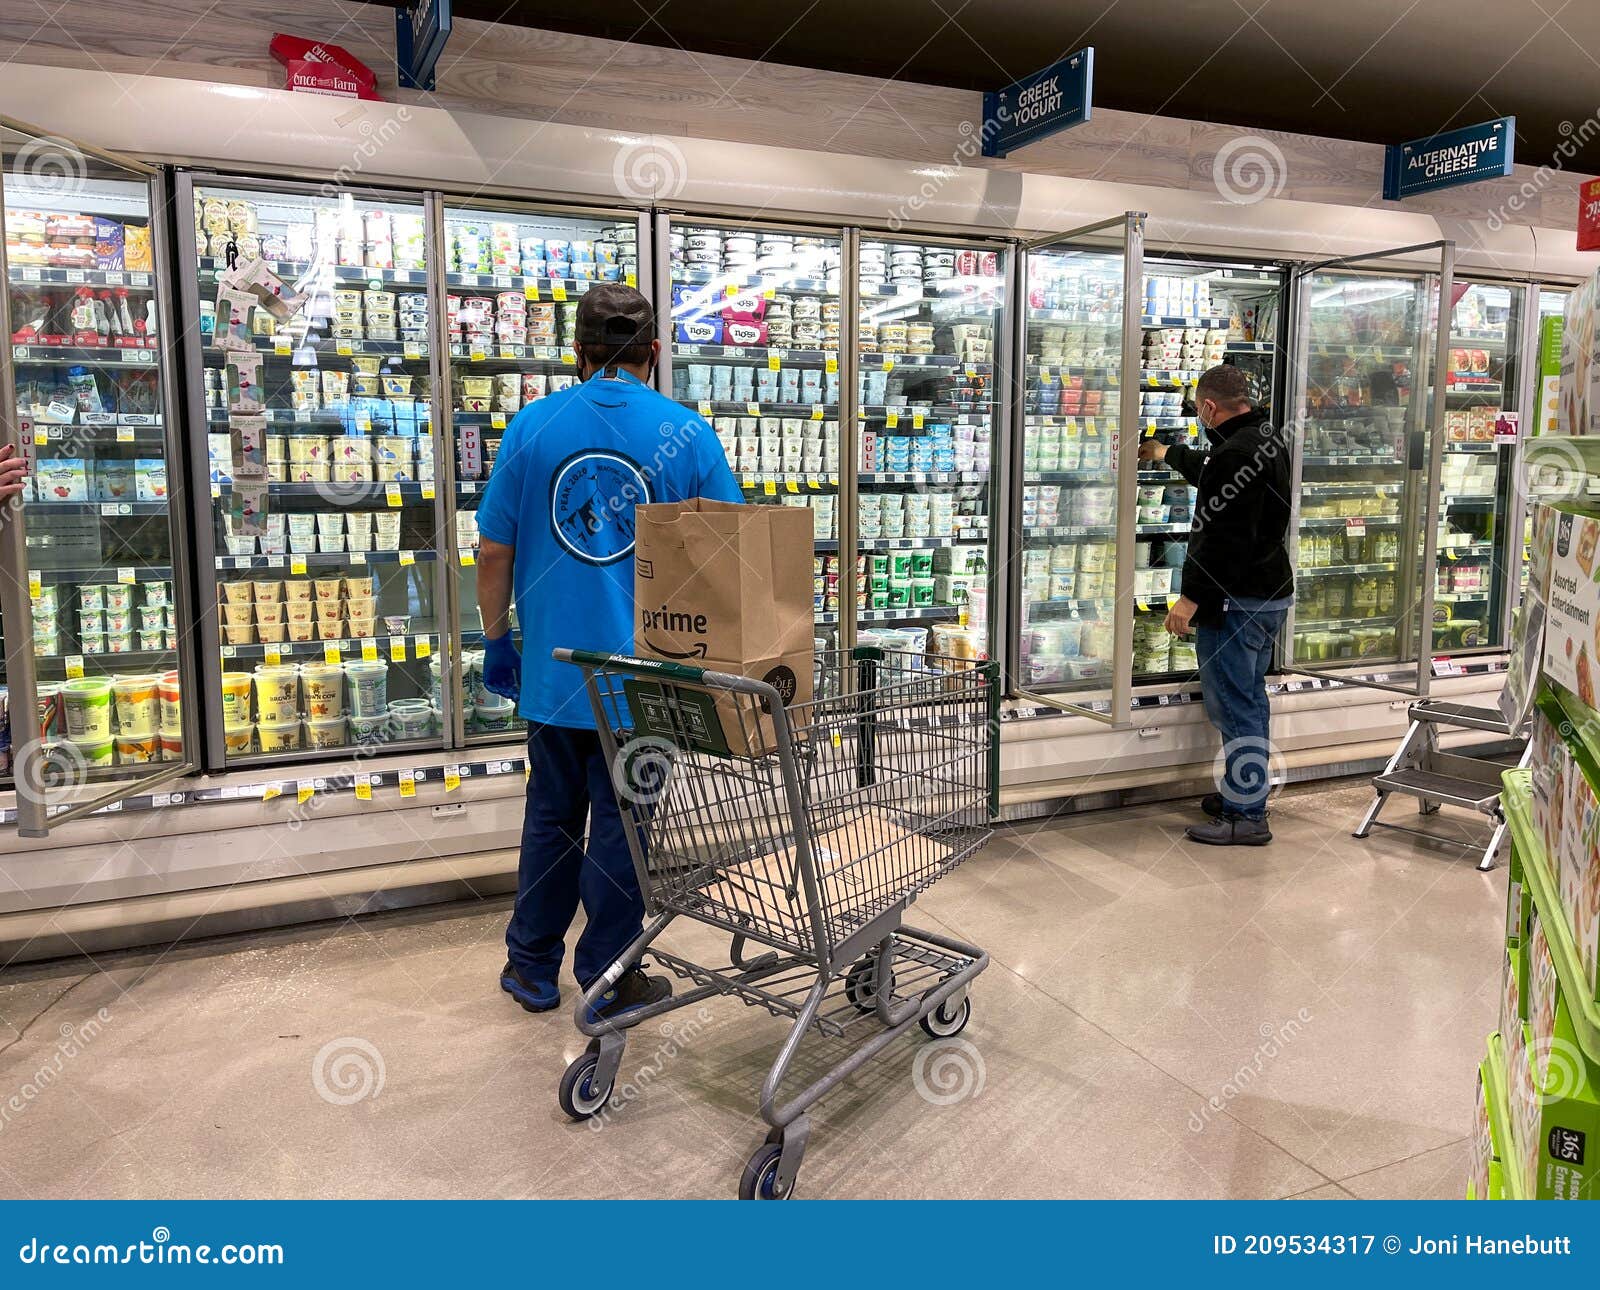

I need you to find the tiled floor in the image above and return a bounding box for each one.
[0,778,1502,1198]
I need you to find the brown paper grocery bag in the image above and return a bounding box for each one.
[634,499,813,755]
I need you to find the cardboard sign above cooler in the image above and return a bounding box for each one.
[1382,116,1515,201]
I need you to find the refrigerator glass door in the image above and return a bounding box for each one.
[0,121,197,834]
[183,179,446,768]
[854,235,1004,666]
[438,201,644,746]
[1288,247,1451,694]
[1438,279,1521,652]
[662,218,844,646]
[1014,215,1141,723]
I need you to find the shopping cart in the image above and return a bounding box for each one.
[549,645,998,1198]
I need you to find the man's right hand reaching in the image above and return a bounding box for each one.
[483,631,522,701]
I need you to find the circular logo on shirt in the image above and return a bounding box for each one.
[549,450,651,565]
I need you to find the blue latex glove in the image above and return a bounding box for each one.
[482,632,522,701]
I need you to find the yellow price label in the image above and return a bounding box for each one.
[291,555,307,575]
[336,341,354,357]
[885,412,899,429]
[399,550,416,566]
[524,283,541,302]
[825,356,838,374]
[763,479,777,496]
[118,567,136,585]
[361,638,378,662]
[550,285,568,302]
[491,412,506,429]
[297,783,315,805]
[265,646,283,666]
[965,365,978,379]
[414,634,431,658]
[389,636,407,662]
[404,340,423,359]
[399,770,417,799]
[767,353,782,372]
[324,643,342,664]
[811,404,825,421]
[211,482,221,499]
[881,358,894,372]
[421,483,435,501]
[114,426,134,444]
[65,656,84,680]
[697,400,713,417]
[385,483,403,508]
[275,336,292,356]
[806,475,821,490]
[624,272,637,288]
[1136,599,1150,612]
[469,344,486,362]
[444,766,461,793]
[28,573,41,600]
[354,774,372,802]
[561,352,576,366]
[746,402,761,417]
[762,287,776,301]
[912,413,925,430]
[34,429,49,446]
[498,345,517,360]
[459,549,476,567]
[785,479,799,494]
[262,783,283,802]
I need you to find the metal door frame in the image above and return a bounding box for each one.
[1281,240,1454,698]
[0,117,197,835]
[1005,212,1145,727]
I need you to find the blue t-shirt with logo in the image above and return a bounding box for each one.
[475,368,742,728]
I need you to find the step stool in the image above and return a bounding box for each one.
[1352,701,1528,871]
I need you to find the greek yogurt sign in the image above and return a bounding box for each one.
[981,48,1094,158]
[1382,116,1515,201]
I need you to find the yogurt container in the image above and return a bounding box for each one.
[300,663,345,719]
[252,666,299,722]
[303,716,347,750]
[223,722,253,756]
[256,719,301,753]
[389,698,433,739]
[61,678,113,741]
[349,712,393,745]
[158,726,183,762]
[344,660,389,717]
[67,736,114,768]
[111,674,159,735]
[114,732,158,764]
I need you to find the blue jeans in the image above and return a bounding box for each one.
[506,724,644,989]
[1195,606,1287,820]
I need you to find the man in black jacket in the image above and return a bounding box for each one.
[1137,364,1292,845]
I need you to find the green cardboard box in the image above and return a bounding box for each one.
[1532,995,1600,1199]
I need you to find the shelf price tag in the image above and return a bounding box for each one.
[324,642,342,664]
[117,566,136,585]
[420,482,435,500]
[469,342,486,362]
[297,782,315,805]
[490,412,506,429]
[561,351,576,366]
[33,429,49,446]
[385,483,403,508]
[264,645,283,666]
[398,550,416,566]
[459,549,476,566]
[498,345,517,360]
[624,272,637,288]
[64,655,84,680]
[403,340,423,360]
[767,352,782,372]
[354,773,372,802]
[825,356,838,374]
[550,284,568,303]
[524,283,541,302]
[336,341,354,357]
[349,549,367,565]
[274,335,293,356]
[785,479,800,494]
[117,426,136,443]
[1345,517,1367,538]
[746,402,761,417]
[763,479,777,496]
[262,782,283,802]
[389,636,408,662]
[811,404,825,421]
[884,412,899,429]
[399,769,417,799]
[360,638,378,662]
[806,475,821,490]
[912,413,925,430]
[696,400,713,417]
[413,634,431,658]
[291,555,307,575]
[444,765,462,793]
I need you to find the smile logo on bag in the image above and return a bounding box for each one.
[550,450,651,565]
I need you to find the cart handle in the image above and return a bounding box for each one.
[553,648,707,684]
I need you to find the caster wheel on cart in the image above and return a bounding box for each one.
[919,995,972,1039]
[558,1051,615,1122]
[739,1141,797,1200]
[843,956,894,1014]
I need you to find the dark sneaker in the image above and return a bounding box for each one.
[1200,793,1225,819]
[1185,816,1272,846]
[500,960,560,1013]
[586,968,672,1022]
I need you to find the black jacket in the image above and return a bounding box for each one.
[1164,407,1293,627]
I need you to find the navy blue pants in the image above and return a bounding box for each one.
[1195,605,1287,820]
[505,724,643,989]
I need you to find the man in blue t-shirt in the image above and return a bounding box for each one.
[475,284,741,1017]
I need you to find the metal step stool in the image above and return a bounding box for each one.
[1352,701,1528,871]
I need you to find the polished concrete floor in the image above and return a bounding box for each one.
[0,778,1504,1199]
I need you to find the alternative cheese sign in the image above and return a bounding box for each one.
[1383,116,1515,201]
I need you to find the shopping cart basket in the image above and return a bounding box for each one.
[549,645,998,1198]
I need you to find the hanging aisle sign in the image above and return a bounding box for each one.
[1577,177,1600,251]
[1382,116,1515,201]
[981,48,1094,158]
[396,0,452,91]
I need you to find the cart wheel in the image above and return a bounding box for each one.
[557,1051,615,1122]
[843,956,894,1014]
[919,995,972,1039]
[738,1142,796,1200]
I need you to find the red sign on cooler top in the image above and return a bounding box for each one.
[1579,177,1600,252]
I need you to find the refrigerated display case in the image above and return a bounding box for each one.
[434,199,646,747]
[1011,215,1142,721]
[177,176,448,769]
[0,120,200,834]
[852,234,1005,663]
[1437,279,1522,652]
[660,217,845,645]
[1286,243,1452,694]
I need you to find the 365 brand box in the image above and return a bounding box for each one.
[1531,996,1600,1199]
